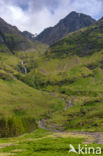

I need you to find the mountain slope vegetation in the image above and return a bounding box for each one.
[0,17,34,53]
[23,17,103,131]
[0,14,103,138]
[0,51,64,137]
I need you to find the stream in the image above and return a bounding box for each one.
[38,98,103,144]
[21,61,27,74]
[38,98,74,131]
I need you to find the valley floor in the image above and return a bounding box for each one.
[0,129,103,156]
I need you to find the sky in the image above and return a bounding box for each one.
[0,0,103,34]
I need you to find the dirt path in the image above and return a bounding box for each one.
[51,131,103,144]
[38,120,103,144]
[38,120,64,132]
[70,131,103,144]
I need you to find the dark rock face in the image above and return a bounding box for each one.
[0,17,33,53]
[35,11,96,45]
[22,31,35,40]
[0,17,20,34]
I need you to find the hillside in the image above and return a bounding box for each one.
[49,17,103,57]
[0,15,103,138]
[0,3,103,156]
[0,17,33,53]
[0,17,60,137]
[23,17,103,131]
[0,51,63,137]
[35,11,96,45]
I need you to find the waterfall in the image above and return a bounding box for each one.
[21,61,27,74]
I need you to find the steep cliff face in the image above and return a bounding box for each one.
[35,11,96,45]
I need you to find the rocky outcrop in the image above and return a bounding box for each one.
[35,11,96,45]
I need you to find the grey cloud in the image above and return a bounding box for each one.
[3,0,59,11]
[0,0,103,34]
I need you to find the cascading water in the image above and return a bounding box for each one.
[21,61,27,74]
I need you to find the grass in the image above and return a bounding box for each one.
[0,18,103,136]
[49,19,103,58]
[0,51,64,137]
[1,45,103,133]
[0,129,85,156]
[7,46,103,132]
[0,129,103,156]
[19,19,103,132]
[1,16,103,156]
[0,76,64,136]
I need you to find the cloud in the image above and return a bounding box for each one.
[0,0,102,34]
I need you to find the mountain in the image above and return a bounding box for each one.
[24,17,103,131]
[0,38,56,137]
[23,31,37,40]
[49,17,103,57]
[0,17,33,53]
[0,13,103,156]
[0,14,103,138]
[35,11,96,45]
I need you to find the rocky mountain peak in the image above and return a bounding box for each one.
[35,11,96,45]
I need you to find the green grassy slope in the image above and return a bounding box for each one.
[0,43,62,137]
[0,17,103,137]
[0,17,34,53]
[0,16,103,156]
[21,18,103,132]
